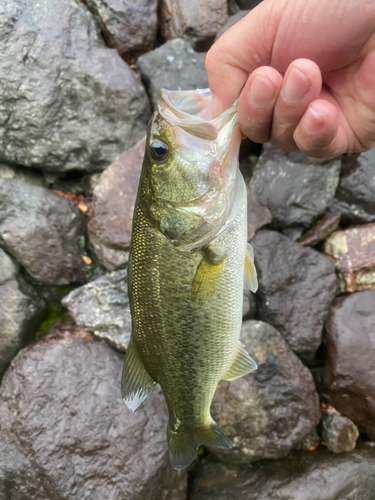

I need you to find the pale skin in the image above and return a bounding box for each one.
[206,0,375,158]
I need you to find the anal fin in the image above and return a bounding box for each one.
[121,338,156,412]
[222,342,258,381]
[244,243,258,292]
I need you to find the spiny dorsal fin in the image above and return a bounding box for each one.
[244,243,258,292]
[191,250,225,302]
[222,342,258,381]
[121,339,156,412]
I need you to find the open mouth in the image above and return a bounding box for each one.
[158,88,238,140]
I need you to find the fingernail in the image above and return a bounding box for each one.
[248,75,276,108]
[283,68,311,103]
[211,94,222,118]
[302,106,324,130]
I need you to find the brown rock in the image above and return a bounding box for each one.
[88,137,145,270]
[299,212,341,247]
[324,290,375,440]
[321,407,359,453]
[210,321,320,464]
[159,0,229,42]
[247,191,272,240]
[324,223,375,292]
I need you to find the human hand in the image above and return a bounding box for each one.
[206,0,375,158]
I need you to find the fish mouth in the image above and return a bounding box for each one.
[158,88,238,141]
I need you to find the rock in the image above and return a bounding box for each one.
[62,270,131,352]
[324,290,375,441]
[0,336,187,499]
[299,212,341,247]
[0,163,47,188]
[324,224,375,293]
[0,0,150,173]
[215,9,250,40]
[88,137,145,270]
[251,230,337,361]
[235,0,263,8]
[0,249,45,378]
[189,446,375,500]
[137,39,208,109]
[321,407,359,453]
[242,289,257,318]
[247,191,272,240]
[159,0,228,42]
[211,320,320,464]
[0,179,86,285]
[295,429,321,451]
[329,149,375,224]
[84,0,158,61]
[249,144,341,230]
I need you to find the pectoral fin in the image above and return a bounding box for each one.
[222,342,258,381]
[244,243,258,292]
[121,338,156,412]
[191,249,225,302]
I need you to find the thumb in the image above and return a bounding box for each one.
[206,0,283,116]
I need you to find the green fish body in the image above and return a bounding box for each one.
[122,89,258,469]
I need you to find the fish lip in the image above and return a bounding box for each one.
[158,88,238,140]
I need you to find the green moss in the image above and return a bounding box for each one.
[39,304,70,334]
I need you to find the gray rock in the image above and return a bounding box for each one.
[159,0,228,42]
[0,0,150,173]
[88,137,145,271]
[242,289,257,318]
[0,336,187,499]
[251,230,337,361]
[329,149,375,224]
[190,445,375,500]
[0,276,45,378]
[324,290,375,441]
[247,190,272,240]
[62,270,131,352]
[215,9,250,40]
[211,320,320,464]
[0,179,86,285]
[249,144,341,230]
[0,248,18,284]
[321,408,359,453]
[235,0,263,8]
[137,39,208,109]
[0,163,47,188]
[84,0,158,60]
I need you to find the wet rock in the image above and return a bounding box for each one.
[215,9,250,40]
[295,429,320,451]
[0,0,150,173]
[247,191,272,240]
[190,446,375,500]
[62,269,130,352]
[0,336,187,499]
[88,137,145,270]
[324,224,375,293]
[0,179,85,285]
[137,39,208,109]
[0,249,45,378]
[324,290,375,441]
[329,149,375,224]
[251,230,337,361]
[249,144,341,230]
[321,407,359,453]
[299,212,341,247]
[0,163,47,188]
[159,0,228,42]
[85,0,158,60]
[211,320,320,463]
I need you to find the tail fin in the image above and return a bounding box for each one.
[167,420,231,470]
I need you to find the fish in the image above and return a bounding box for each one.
[121,88,258,470]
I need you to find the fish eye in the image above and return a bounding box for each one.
[150,140,169,162]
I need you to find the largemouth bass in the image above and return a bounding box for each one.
[121,88,258,470]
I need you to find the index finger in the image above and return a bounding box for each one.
[205,1,279,116]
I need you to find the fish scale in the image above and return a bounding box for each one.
[122,88,258,469]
